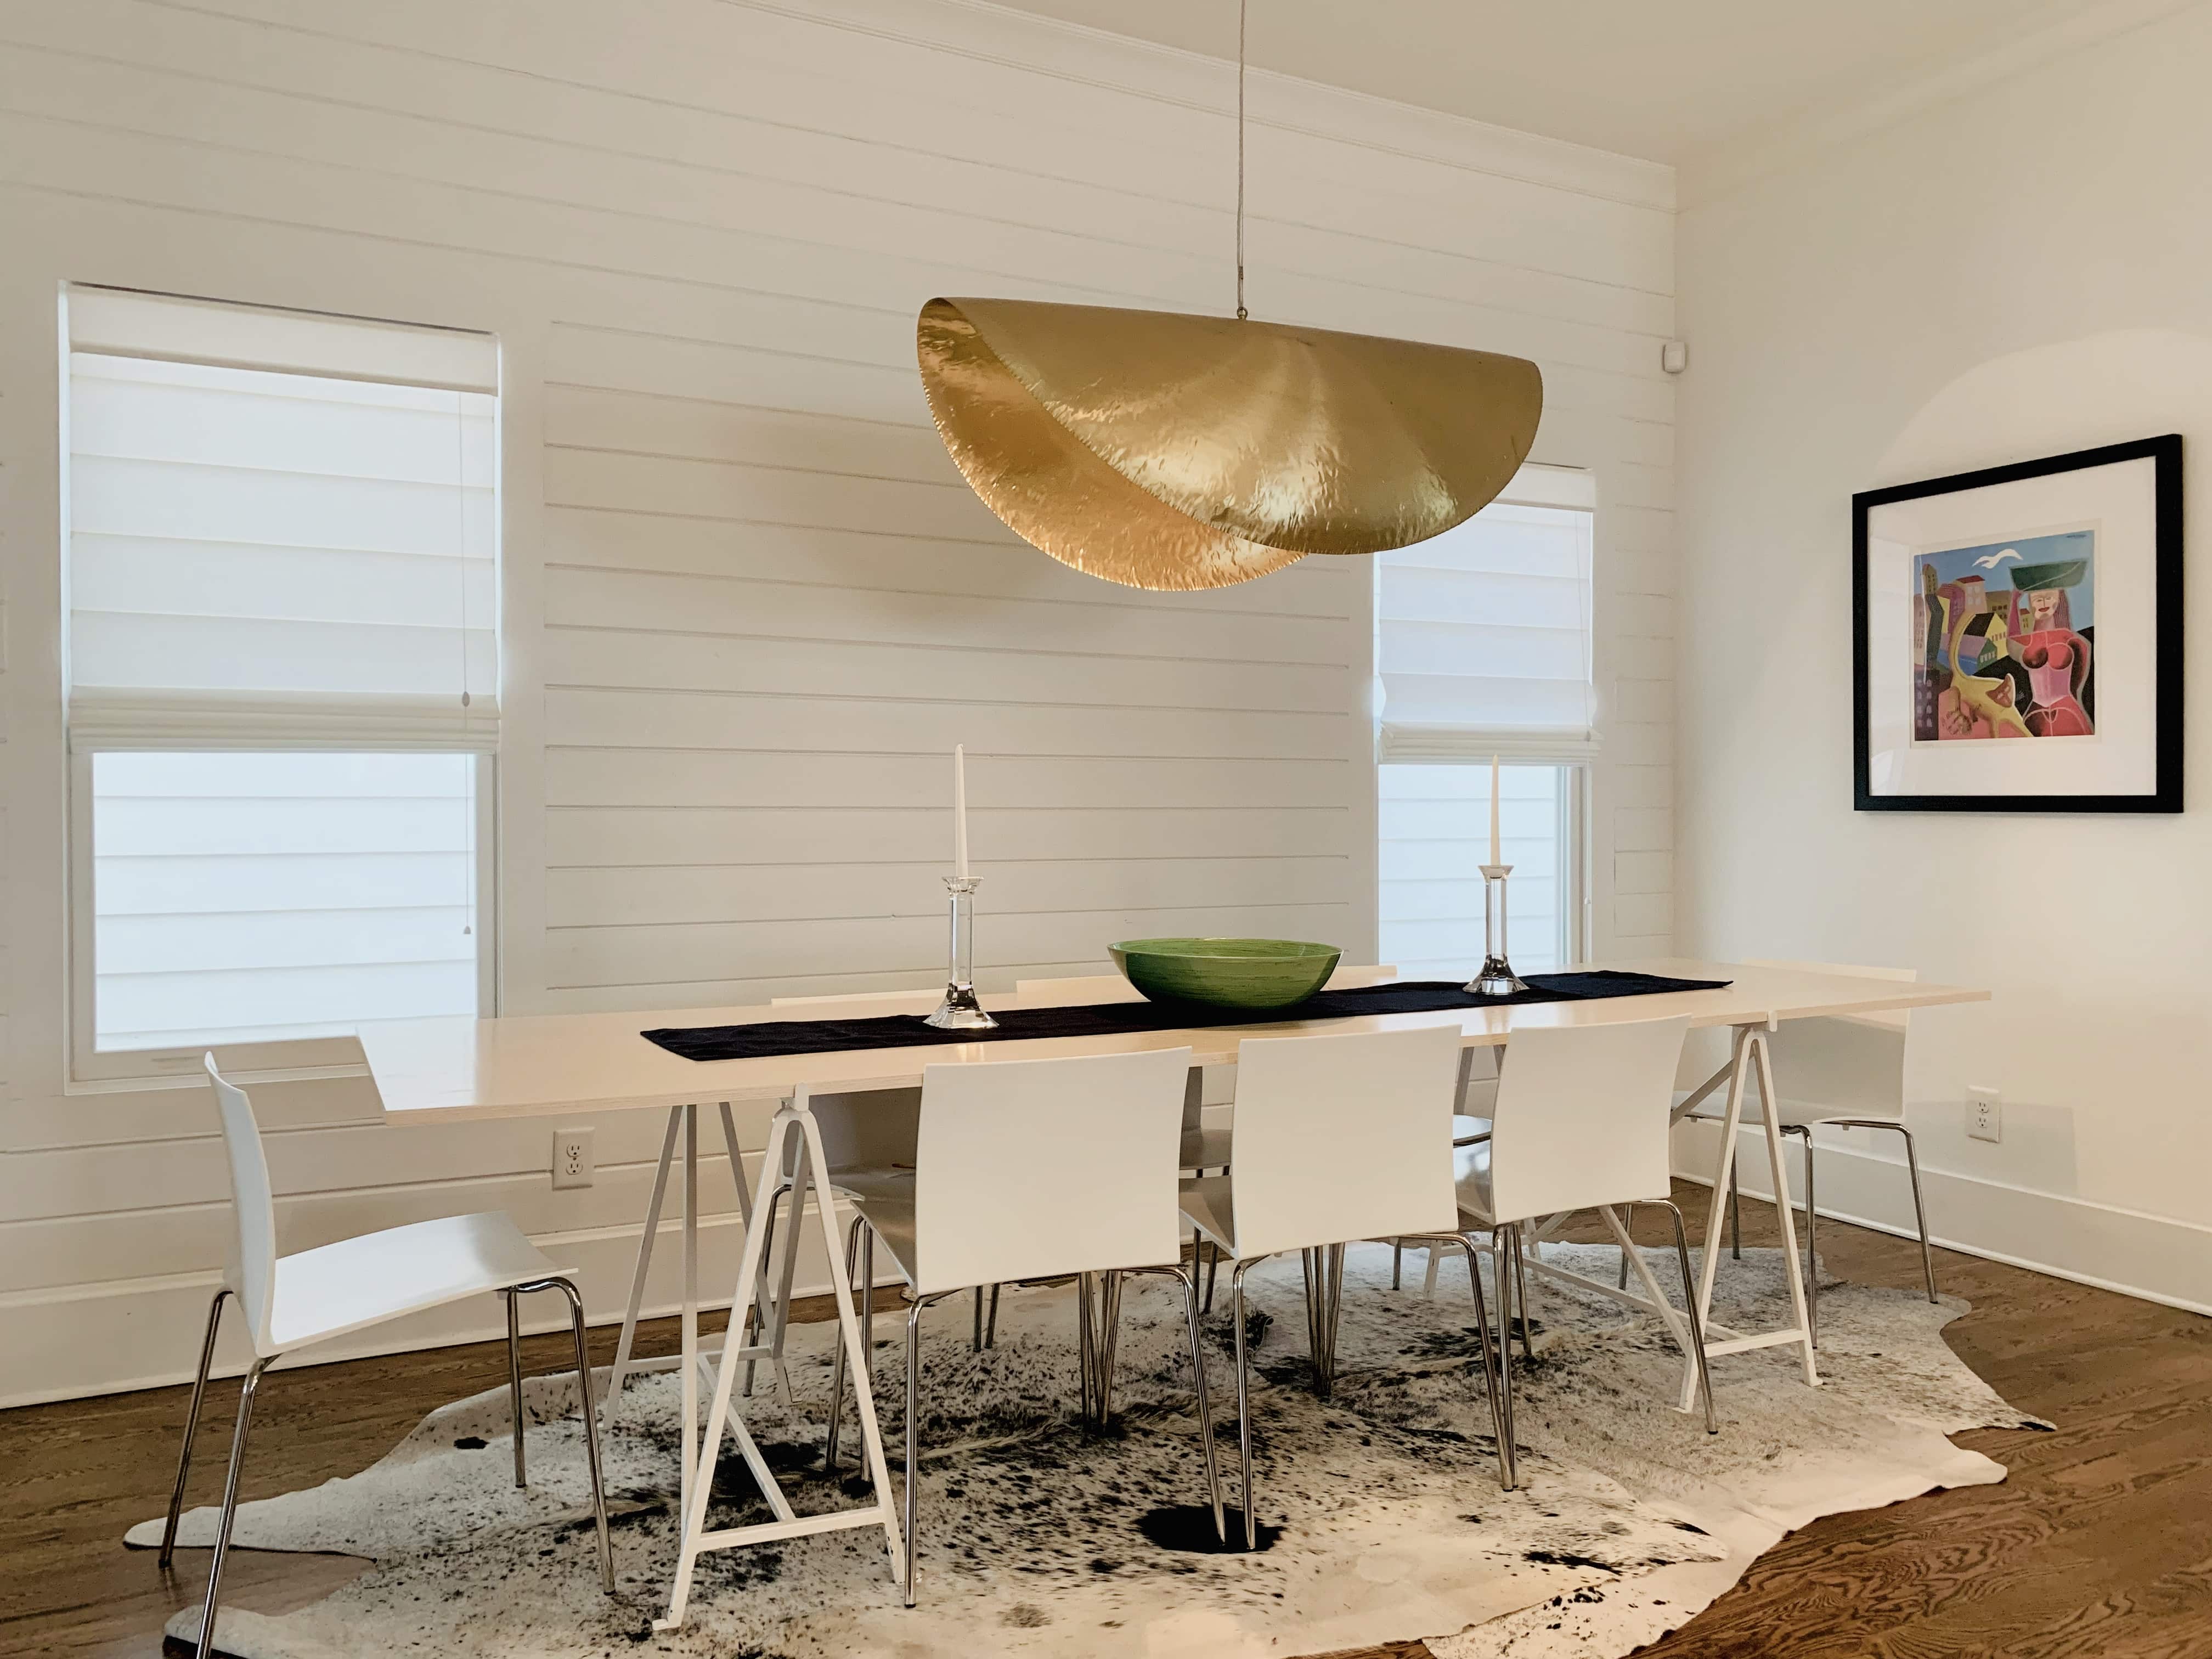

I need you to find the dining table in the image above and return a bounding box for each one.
[357,956,1988,1629]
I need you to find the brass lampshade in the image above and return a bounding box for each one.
[917,296,1543,591]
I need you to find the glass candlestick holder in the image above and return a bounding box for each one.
[924,875,997,1030]
[1465,863,1528,997]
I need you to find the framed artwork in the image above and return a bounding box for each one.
[1853,435,2182,812]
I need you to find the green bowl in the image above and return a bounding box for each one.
[1108,937,1342,1011]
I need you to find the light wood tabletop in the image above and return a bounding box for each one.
[357,959,1988,1125]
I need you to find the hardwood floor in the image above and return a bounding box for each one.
[4,1182,2207,1658]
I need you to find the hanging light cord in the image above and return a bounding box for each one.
[1234,0,1248,320]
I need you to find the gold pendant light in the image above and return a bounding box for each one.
[916,2,1543,592]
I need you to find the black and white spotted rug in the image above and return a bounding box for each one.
[134,1243,2046,1658]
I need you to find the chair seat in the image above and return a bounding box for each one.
[1177,1175,1234,1253]
[241,1212,566,1354]
[822,1164,915,1203]
[843,1177,921,1286]
[1179,1126,1233,1171]
[1452,1141,1495,1225]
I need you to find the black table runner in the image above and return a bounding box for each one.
[640,970,1730,1064]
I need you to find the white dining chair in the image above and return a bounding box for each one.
[1453,1016,1716,1488]
[1401,1042,1504,1294]
[819,1045,1221,1604]
[1669,960,1937,1345]
[1178,1022,1499,1547]
[1012,966,1431,1313]
[162,1058,613,1655]
[765,986,1045,1358]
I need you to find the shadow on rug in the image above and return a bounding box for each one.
[134,1243,2046,1658]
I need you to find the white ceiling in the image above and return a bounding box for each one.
[985,0,2143,164]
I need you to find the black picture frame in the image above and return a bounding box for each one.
[1852,434,2182,814]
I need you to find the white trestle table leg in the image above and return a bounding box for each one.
[658,1087,904,1632]
[680,1102,700,1521]
[1677,1022,1820,1412]
[1751,1025,1820,1386]
[605,1103,682,1417]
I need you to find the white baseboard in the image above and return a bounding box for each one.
[0,1199,862,1410]
[1673,1119,2212,1319]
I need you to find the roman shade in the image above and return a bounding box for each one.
[1376,463,1595,760]
[64,287,500,752]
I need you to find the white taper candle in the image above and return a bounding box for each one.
[953,744,970,878]
[1488,753,1502,866]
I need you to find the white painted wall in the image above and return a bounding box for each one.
[1675,2,2212,1311]
[0,0,1677,1404]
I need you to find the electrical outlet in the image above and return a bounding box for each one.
[552,1127,595,1189]
[1966,1086,2001,1144]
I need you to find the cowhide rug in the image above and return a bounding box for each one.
[133,1243,2046,1658]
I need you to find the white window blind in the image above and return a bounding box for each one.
[1379,763,1575,979]
[64,287,500,752]
[1376,464,1595,760]
[91,752,483,1052]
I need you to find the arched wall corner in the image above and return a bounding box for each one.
[1874,328,2212,487]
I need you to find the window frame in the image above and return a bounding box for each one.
[64,748,500,1090]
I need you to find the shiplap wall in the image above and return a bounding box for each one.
[0,0,1677,1403]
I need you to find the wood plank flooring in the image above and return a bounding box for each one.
[3,1182,2207,1657]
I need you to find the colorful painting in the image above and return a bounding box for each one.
[1910,528,2096,743]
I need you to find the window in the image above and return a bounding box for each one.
[62,287,499,1080]
[1375,466,1594,977]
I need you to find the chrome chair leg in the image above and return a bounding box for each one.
[1490,1228,1518,1489]
[972,1287,985,1353]
[1114,1261,1226,1543]
[1656,1200,1719,1435]
[901,1295,930,1607]
[1899,1124,1938,1302]
[1230,1261,1259,1549]
[193,1355,275,1659]
[824,1211,867,1472]
[744,1176,790,1397]
[860,1224,877,1434]
[1296,1244,1346,1398]
[1509,1225,1536,1360]
[505,1289,528,1488]
[1787,1124,1819,1348]
[1617,1203,1635,1290]
[1453,1232,1509,1486]
[1833,1119,1939,1303]
[1392,1239,1404,1290]
[1401,1232,1509,1488]
[984,1282,1001,1348]
[1203,1236,1220,1313]
[1171,1266,1225,1542]
[1075,1271,1097,1426]
[1729,1155,1742,1257]
[541,1278,616,1590]
[1098,1271,1125,1424]
[160,1288,232,1568]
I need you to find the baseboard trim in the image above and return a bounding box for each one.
[1673,1120,2212,1320]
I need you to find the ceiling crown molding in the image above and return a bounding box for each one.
[1678,0,2205,209]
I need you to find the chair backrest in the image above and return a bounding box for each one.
[1745,959,1914,1126]
[1221,1022,1464,1258]
[205,1055,281,1355]
[770,989,935,1170]
[1485,1016,1691,1224]
[909,1046,1193,1294]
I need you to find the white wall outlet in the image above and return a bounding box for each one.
[1966,1086,2001,1143]
[552,1127,595,1189]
